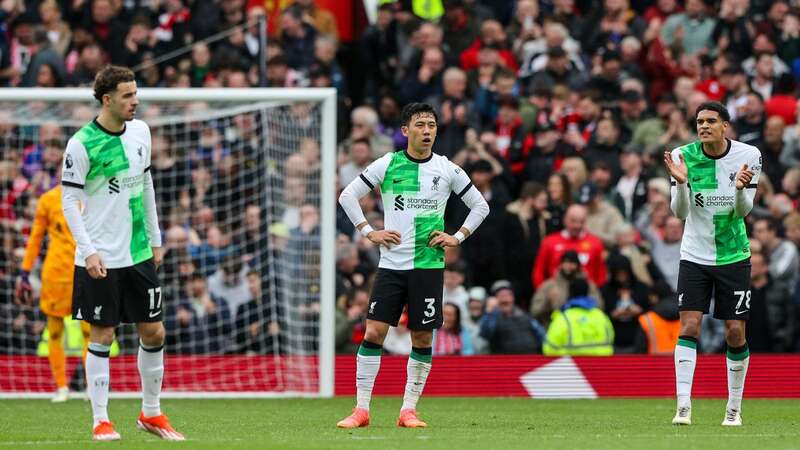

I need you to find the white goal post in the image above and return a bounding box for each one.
[0,88,337,398]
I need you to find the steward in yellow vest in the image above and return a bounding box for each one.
[543,279,614,356]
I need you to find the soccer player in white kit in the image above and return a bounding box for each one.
[61,66,184,441]
[336,103,489,428]
[664,101,760,427]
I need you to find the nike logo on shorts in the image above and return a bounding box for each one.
[421,318,435,325]
[149,310,161,318]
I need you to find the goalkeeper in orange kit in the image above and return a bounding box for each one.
[16,177,90,403]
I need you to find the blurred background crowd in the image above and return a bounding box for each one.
[0,0,798,357]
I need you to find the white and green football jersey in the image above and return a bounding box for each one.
[62,119,154,268]
[360,150,473,270]
[670,139,761,266]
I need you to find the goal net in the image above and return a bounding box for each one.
[0,88,336,398]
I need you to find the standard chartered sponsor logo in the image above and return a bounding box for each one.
[393,195,438,211]
[704,194,734,207]
[120,174,144,189]
[405,198,438,210]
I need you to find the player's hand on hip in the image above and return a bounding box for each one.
[663,151,688,184]
[428,230,459,248]
[367,230,402,248]
[735,164,754,190]
[152,246,164,269]
[85,253,107,279]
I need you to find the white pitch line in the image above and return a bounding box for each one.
[554,433,799,439]
[0,438,245,446]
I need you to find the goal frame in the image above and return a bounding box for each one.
[0,88,338,398]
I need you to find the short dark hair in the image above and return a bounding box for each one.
[591,160,612,172]
[267,54,288,67]
[746,90,765,103]
[222,254,243,275]
[568,277,589,299]
[756,217,778,233]
[601,49,621,63]
[695,101,731,122]
[189,271,206,281]
[401,102,438,127]
[519,181,544,199]
[470,159,493,174]
[93,65,135,103]
[493,68,516,82]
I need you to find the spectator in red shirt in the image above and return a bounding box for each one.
[532,204,606,289]
[765,73,797,125]
[460,19,519,72]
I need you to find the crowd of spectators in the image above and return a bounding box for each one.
[333,0,800,356]
[0,0,799,356]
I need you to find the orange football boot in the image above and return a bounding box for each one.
[397,409,427,428]
[337,408,370,428]
[92,421,121,441]
[137,412,185,441]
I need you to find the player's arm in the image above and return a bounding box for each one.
[61,138,105,278]
[143,170,163,264]
[429,162,490,248]
[338,154,400,247]
[21,194,49,271]
[664,149,689,219]
[142,127,163,265]
[733,150,760,217]
[16,195,50,304]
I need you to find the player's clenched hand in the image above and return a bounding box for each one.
[152,246,164,269]
[85,253,107,279]
[428,230,459,248]
[735,164,754,191]
[367,230,401,248]
[663,151,687,184]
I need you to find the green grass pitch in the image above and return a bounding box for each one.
[0,397,798,449]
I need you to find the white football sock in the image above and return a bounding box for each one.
[674,337,697,409]
[138,341,164,418]
[401,348,432,411]
[726,344,750,412]
[86,343,111,427]
[356,342,382,411]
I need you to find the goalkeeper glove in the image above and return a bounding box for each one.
[14,271,32,306]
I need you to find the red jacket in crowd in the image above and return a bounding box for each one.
[460,39,519,72]
[532,230,607,289]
